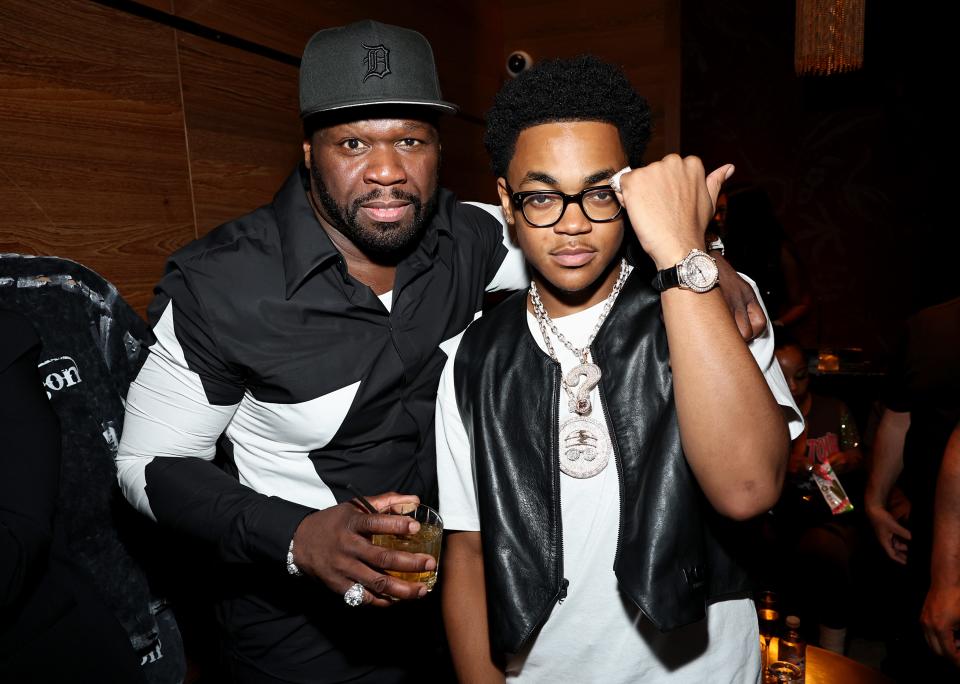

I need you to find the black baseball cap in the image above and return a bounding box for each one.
[299,20,458,119]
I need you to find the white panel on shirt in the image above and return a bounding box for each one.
[117,301,359,520]
[464,201,529,292]
[116,302,240,521]
[226,382,360,510]
[436,279,799,683]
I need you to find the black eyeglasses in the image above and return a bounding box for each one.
[506,184,623,228]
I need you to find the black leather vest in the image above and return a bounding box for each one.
[453,271,751,655]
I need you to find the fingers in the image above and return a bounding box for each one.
[357,568,427,602]
[922,604,960,666]
[882,530,908,564]
[343,557,429,604]
[359,541,437,574]
[880,538,907,565]
[341,579,400,608]
[353,511,421,536]
[733,306,754,343]
[705,163,735,206]
[367,491,420,511]
[888,518,913,541]
[746,301,767,340]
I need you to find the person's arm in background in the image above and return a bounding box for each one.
[0,312,61,605]
[865,408,912,564]
[921,422,960,668]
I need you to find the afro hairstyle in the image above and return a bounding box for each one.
[483,54,652,179]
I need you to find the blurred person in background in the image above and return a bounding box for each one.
[921,420,960,670]
[713,186,810,330]
[771,331,864,654]
[866,295,960,681]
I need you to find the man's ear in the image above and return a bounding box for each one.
[496,177,514,226]
[302,139,312,167]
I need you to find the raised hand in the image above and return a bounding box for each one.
[616,155,734,271]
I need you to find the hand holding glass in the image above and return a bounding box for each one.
[372,503,443,591]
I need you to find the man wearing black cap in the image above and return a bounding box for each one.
[116,20,765,683]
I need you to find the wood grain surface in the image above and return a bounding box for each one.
[177,33,302,236]
[0,0,195,313]
[503,0,680,160]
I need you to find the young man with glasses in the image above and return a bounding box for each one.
[436,56,803,682]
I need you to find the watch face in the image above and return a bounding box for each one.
[679,252,719,292]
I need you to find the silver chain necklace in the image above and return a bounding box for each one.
[528,258,632,478]
[530,258,632,367]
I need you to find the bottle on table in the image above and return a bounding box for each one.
[778,615,806,681]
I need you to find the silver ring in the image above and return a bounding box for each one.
[343,582,365,607]
[609,166,632,193]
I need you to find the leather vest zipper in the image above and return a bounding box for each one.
[593,344,626,566]
[516,359,568,648]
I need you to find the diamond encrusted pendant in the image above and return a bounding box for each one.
[564,362,602,415]
[558,415,610,479]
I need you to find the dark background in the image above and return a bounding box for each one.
[682,1,951,357]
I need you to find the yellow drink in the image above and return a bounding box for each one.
[372,522,443,590]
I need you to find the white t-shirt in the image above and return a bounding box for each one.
[436,281,804,684]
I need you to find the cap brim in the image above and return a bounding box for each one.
[301,99,459,119]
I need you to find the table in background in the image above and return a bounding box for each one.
[771,640,893,683]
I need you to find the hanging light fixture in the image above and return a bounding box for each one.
[795,0,866,76]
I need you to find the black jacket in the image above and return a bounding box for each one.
[454,271,751,654]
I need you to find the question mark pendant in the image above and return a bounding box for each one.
[559,359,611,479]
[564,362,602,415]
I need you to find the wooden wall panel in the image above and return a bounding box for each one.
[0,0,196,313]
[502,0,681,161]
[176,34,302,235]
[170,0,504,199]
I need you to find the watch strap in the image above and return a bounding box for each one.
[651,265,681,292]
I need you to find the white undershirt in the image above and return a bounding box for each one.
[436,280,803,683]
[377,289,393,312]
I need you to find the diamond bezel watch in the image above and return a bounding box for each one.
[651,248,719,293]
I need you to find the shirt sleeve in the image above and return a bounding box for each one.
[742,276,805,440]
[462,202,529,293]
[116,266,314,564]
[435,335,482,532]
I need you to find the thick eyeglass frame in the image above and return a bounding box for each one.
[506,183,624,228]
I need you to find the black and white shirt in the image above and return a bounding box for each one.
[116,166,524,568]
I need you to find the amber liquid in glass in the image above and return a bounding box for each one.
[758,608,780,638]
[372,523,442,590]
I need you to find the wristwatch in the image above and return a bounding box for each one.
[651,249,719,293]
[706,235,725,255]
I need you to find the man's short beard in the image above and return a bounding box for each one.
[309,154,438,259]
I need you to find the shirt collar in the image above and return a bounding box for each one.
[275,164,452,299]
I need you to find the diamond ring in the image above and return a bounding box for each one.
[609,166,632,193]
[343,582,365,607]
